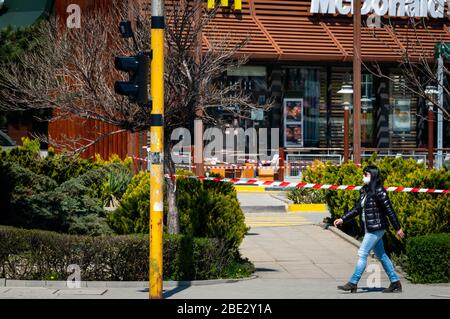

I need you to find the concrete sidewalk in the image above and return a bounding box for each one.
[1,224,449,299]
[237,192,287,213]
[1,193,449,299]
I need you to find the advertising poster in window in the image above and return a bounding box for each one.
[284,98,303,147]
[393,99,411,133]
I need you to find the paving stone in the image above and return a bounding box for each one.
[55,289,108,295]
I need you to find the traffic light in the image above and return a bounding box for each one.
[114,52,149,106]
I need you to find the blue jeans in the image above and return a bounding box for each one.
[349,229,400,285]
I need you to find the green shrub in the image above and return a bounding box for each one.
[0,138,132,186]
[111,173,248,252]
[302,157,450,252]
[287,188,325,204]
[0,161,113,235]
[176,176,248,252]
[0,138,102,185]
[107,171,150,234]
[0,140,134,235]
[0,161,57,226]
[100,164,133,207]
[405,233,450,283]
[0,226,253,281]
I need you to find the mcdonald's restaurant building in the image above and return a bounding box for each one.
[2,0,450,170]
[199,0,450,168]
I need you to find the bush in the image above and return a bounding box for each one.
[111,173,248,253]
[0,140,133,235]
[176,176,248,252]
[0,226,253,281]
[302,157,450,252]
[0,138,102,185]
[405,233,450,283]
[107,171,150,234]
[287,188,325,204]
[0,159,119,236]
[100,163,133,208]
[0,138,132,185]
[0,161,57,226]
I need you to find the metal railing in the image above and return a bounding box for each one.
[171,151,193,172]
[285,154,343,179]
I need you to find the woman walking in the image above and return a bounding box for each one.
[334,165,405,293]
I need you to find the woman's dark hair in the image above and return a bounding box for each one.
[363,165,383,195]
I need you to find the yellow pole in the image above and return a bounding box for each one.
[150,0,165,300]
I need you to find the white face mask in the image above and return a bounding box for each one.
[363,175,371,185]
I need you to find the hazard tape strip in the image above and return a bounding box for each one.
[165,175,450,194]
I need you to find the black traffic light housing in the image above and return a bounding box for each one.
[114,52,149,106]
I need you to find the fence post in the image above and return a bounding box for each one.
[279,147,285,181]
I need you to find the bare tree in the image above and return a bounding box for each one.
[362,16,450,121]
[0,0,270,234]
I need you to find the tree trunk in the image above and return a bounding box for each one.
[164,138,180,234]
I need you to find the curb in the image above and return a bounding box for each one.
[235,185,288,192]
[0,275,258,289]
[241,205,287,213]
[326,224,362,248]
[287,204,327,213]
[269,194,291,204]
[164,275,258,288]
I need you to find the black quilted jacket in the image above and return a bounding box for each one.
[341,186,401,232]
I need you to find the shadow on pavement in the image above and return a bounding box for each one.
[163,282,192,298]
[358,287,386,293]
[255,268,277,272]
[246,232,260,236]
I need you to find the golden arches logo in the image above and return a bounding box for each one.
[207,0,242,10]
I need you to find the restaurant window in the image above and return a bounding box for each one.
[331,69,375,149]
[224,66,268,126]
[282,67,321,147]
[209,66,269,158]
[361,74,375,147]
[389,73,418,148]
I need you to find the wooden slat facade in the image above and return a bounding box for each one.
[50,0,145,167]
[48,0,450,161]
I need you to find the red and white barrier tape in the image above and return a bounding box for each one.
[166,175,450,194]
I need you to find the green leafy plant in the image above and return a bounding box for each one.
[287,188,325,204]
[101,164,133,208]
[107,171,150,234]
[109,172,248,254]
[405,233,450,283]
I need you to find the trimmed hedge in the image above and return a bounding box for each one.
[0,226,253,281]
[405,233,450,283]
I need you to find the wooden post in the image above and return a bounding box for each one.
[194,0,204,177]
[428,106,434,169]
[344,106,349,161]
[353,0,362,164]
[279,147,285,181]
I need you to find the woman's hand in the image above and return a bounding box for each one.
[396,228,405,239]
[333,218,343,227]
